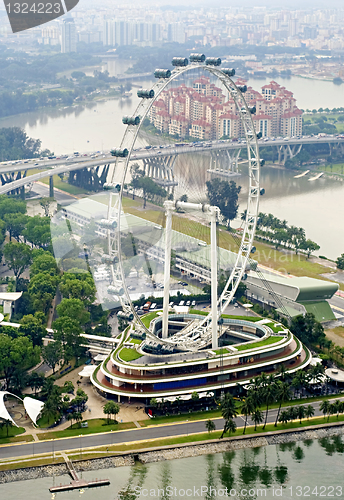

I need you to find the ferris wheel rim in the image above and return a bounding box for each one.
[111,63,260,344]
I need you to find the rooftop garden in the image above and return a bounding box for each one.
[235,336,285,351]
[118,347,143,362]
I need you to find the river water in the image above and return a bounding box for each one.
[1,437,344,500]
[0,69,343,259]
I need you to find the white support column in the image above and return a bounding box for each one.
[210,206,218,350]
[162,200,174,339]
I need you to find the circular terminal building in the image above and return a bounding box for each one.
[91,56,311,403]
[91,310,310,403]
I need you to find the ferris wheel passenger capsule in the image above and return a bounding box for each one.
[205,57,221,66]
[190,53,206,63]
[154,69,171,79]
[172,57,188,67]
[110,148,129,157]
[237,85,247,93]
[137,89,155,98]
[222,68,236,77]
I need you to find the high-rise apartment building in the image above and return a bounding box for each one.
[61,18,76,53]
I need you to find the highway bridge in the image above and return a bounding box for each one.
[0,134,343,197]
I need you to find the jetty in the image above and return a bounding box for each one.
[49,454,110,493]
[308,172,323,181]
[294,169,309,178]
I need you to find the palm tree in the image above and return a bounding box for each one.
[287,406,298,422]
[252,408,264,431]
[222,418,237,438]
[220,393,238,438]
[262,375,276,429]
[296,405,306,424]
[279,410,290,425]
[276,364,289,383]
[320,400,331,421]
[67,412,74,429]
[205,419,216,434]
[305,405,315,420]
[241,398,255,434]
[275,381,291,426]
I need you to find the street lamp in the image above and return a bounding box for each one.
[186,420,188,436]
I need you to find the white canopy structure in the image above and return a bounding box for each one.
[0,391,20,427]
[23,397,44,426]
[78,365,97,378]
[325,368,344,383]
[0,391,44,427]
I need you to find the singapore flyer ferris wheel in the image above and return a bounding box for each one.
[105,54,263,353]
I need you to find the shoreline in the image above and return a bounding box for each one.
[1,421,344,484]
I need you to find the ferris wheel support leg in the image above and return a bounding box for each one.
[162,201,174,339]
[210,207,218,350]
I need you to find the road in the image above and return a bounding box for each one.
[30,182,77,204]
[0,399,342,460]
[0,135,343,177]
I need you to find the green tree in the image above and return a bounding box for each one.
[205,419,216,434]
[241,397,255,434]
[28,272,59,314]
[0,195,26,219]
[278,410,290,425]
[296,405,306,424]
[191,391,200,402]
[4,242,32,286]
[52,316,84,363]
[320,400,331,421]
[18,314,46,347]
[220,392,238,438]
[252,408,264,430]
[305,405,315,420]
[39,197,53,217]
[274,381,291,426]
[3,213,28,242]
[222,418,237,437]
[262,375,277,429]
[336,253,344,270]
[103,401,120,423]
[299,239,320,259]
[42,341,63,374]
[0,333,40,390]
[59,271,96,306]
[27,371,45,396]
[23,215,51,249]
[206,178,241,228]
[30,253,59,278]
[56,298,90,326]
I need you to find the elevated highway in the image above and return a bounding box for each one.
[0,134,343,196]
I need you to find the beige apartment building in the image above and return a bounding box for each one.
[148,77,302,140]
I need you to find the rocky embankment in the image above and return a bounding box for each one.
[1,422,344,484]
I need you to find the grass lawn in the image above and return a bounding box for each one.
[141,311,159,328]
[41,175,89,195]
[118,347,143,362]
[121,195,330,280]
[0,426,28,444]
[37,418,135,440]
[130,338,143,344]
[189,310,261,322]
[325,326,344,348]
[317,163,344,175]
[235,336,284,351]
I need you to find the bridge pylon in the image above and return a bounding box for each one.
[207,148,241,178]
[276,143,302,164]
[142,155,178,189]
